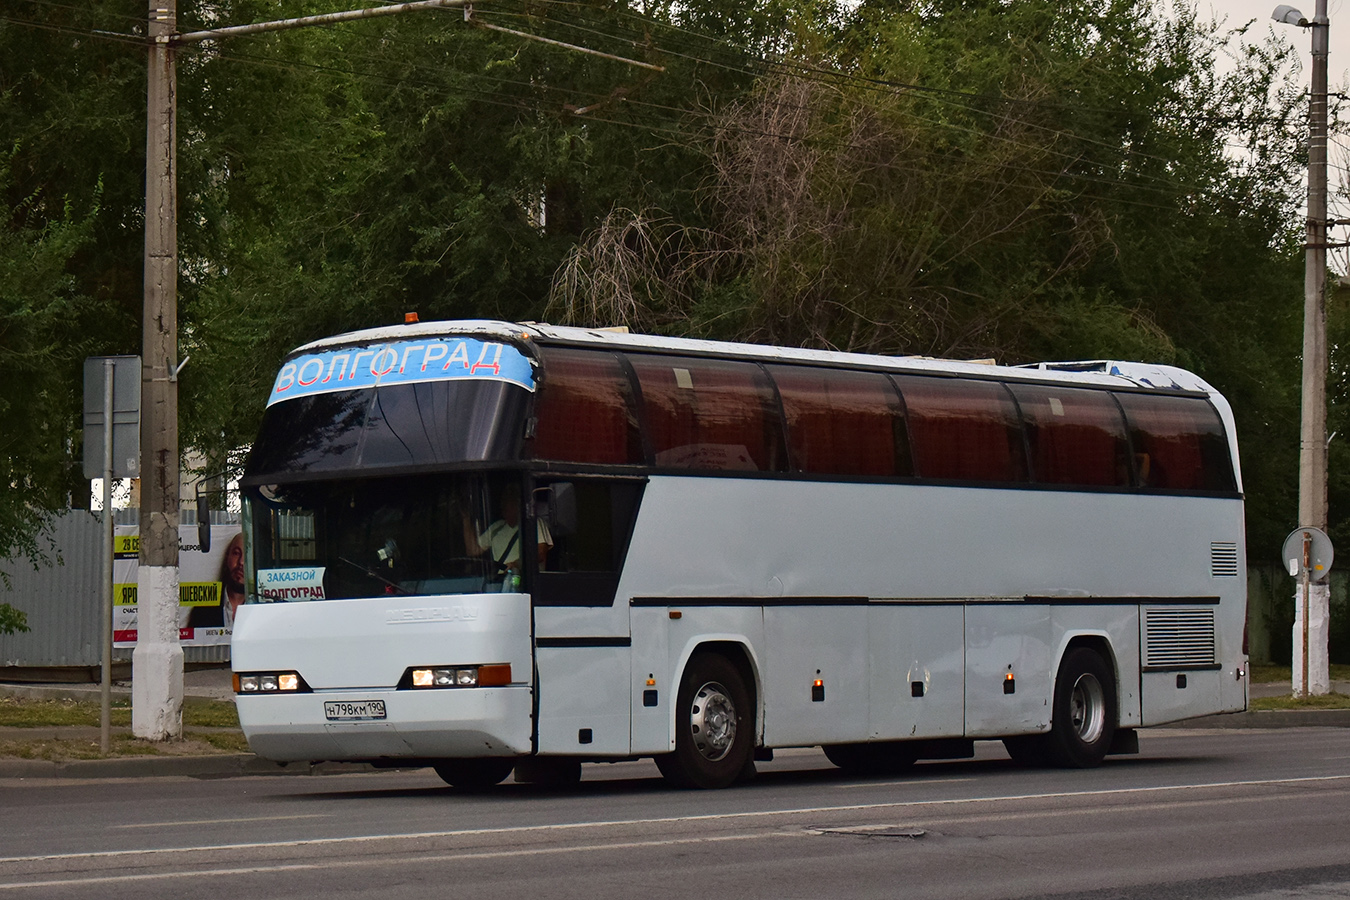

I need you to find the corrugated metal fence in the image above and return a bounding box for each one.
[0,509,238,673]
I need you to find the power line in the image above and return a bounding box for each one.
[187,39,1286,217]
[1,4,1311,217]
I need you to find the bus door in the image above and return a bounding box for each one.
[530,477,645,756]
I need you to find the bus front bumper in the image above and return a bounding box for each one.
[237,685,533,763]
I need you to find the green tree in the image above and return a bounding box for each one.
[551,0,1308,557]
[0,147,99,631]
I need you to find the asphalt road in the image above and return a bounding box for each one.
[2,728,1350,899]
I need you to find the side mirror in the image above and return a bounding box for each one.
[195,482,211,553]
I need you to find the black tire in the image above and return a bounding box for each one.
[432,757,515,789]
[823,742,917,777]
[655,652,755,789]
[1043,647,1117,768]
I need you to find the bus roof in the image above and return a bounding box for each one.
[290,319,1222,398]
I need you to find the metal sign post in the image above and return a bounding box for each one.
[1282,526,1334,698]
[1302,532,1311,699]
[84,356,141,753]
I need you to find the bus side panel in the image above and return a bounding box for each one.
[618,480,1239,608]
[629,606,672,755]
[867,603,965,740]
[1138,599,1245,726]
[762,606,867,747]
[535,646,631,756]
[534,603,630,641]
[963,604,1052,738]
[1140,669,1222,726]
[665,609,765,745]
[1048,606,1143,728]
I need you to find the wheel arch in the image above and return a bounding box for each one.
[669,636,763,745]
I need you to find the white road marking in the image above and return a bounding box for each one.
[838,777,974,790]
[114,814,330,829]
[0,832,799,891]
[2,774,1346,867]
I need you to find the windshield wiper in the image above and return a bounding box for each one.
[337,555,412,595]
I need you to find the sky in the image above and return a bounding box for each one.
[1208,0,1350,86]
[1206,0,1350,272]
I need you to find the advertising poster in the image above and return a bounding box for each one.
[112,524,244,648]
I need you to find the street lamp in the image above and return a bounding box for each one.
[1272,1,1331,696]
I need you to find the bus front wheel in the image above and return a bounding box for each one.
[432,757,515,789]
[656,652,755,789]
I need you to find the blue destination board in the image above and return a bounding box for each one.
[268,337,534,407]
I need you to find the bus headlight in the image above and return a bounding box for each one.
[405,664,511,689]
[234,671,309,693]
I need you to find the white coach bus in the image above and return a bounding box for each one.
[232,319,1249,789]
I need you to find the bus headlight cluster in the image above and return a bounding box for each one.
[407,664,511,689]
[234,671,308,693]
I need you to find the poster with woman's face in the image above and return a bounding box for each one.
[112,524,244,648]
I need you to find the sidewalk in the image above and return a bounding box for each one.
[1247,678,1350,700]
[1,671,1348,780]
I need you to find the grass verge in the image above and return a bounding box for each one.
[1250,664,1350,683]
[0,696,238,728]
[0,695,247,761]
[1250,692,1350,711]
[0,733,248,761]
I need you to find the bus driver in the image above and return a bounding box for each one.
[462,482,552,585]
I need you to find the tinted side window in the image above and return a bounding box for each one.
[1114,393,1236,492]
[893,376,1028,483]
[627,355,786,472]
[532,348,643,465]
[768,365,913,477]
[1008,384,1131,487]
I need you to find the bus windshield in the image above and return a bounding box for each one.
[243,473,528,602]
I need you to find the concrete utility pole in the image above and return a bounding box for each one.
[1297,0,1331,697]
[134,0,477,738]
[1274,1,1333,696]
[135,0,182,740]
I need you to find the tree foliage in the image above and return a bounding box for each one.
[551,0,1309,556]
[0,0,1328,571]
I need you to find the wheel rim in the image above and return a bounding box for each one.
[689,681,737,761]
[1069,673,1106,744]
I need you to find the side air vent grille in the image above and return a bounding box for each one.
[1210,542,1239,578]
[1144,607,1217,670]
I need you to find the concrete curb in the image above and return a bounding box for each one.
[1159,708,1350,729]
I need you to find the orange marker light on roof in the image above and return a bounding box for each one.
[404,312,419,324]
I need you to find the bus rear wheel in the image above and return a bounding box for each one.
[1043,647,1117,768]
[823,742,917,777]
[1002,649,1117,768]
[432,757,515,789]
[656,652,754,789]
